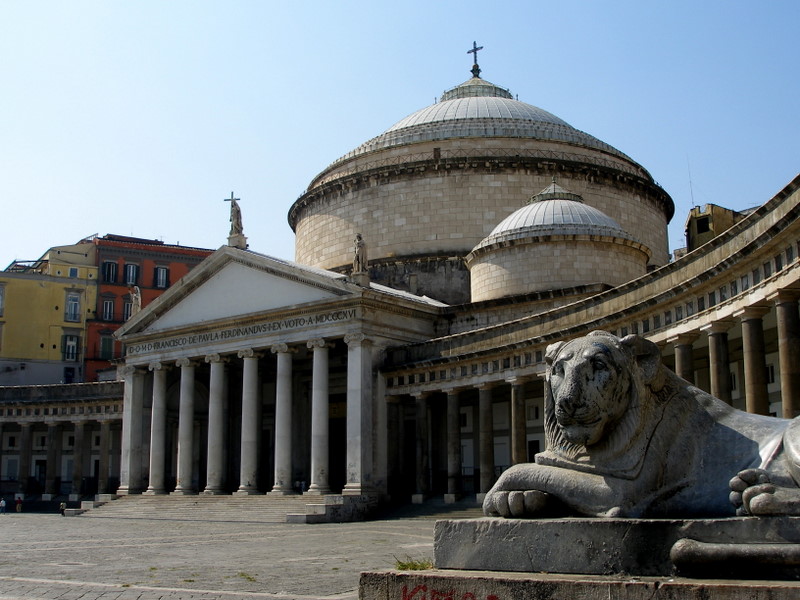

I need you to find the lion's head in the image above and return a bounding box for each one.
[542,332,667,473]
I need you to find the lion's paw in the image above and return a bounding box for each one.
[729,468,800,516]
[484,490,549,518]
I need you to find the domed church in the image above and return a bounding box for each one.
[112,48,800,521]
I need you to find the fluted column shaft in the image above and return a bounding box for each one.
[203,355,227,494]
[45,423,61,495]
[307,339,331,494]
[478,384,495,494]
[414,394,429,496]
[446,389,461,497]
[118,365,145,494]
[173,358,196,494]
[145,362,168,494]
[509,379,527,465]
[774,293,800,418]
[707,328,732,404]
[71,421,85,497]
[271,345,294,494]
[671,335,696,384]
[237,349,261,494]
[739,308,770,415]
[344,333,373,495]
[98,420,111,494]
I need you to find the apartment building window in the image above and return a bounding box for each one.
[125,263,139,285]
[653,314,661,329]
[62,335,80,361]
[154,266,169,288]
[664,310,672,325]
[787,245,795,263]
[100,335,114,360]
[675,305,683,321]
[752,268,761,285]
[65,293,81,322]
[730,279,738,296]
[708,291,716,307]
[102,299,115,321]
[102,261,117,283]
[741,273,749,290]
[763,261,772,278]
[719,285,727,301]
[775,254,783,271]
[68,267,79,278]
[698,296,706,311]
[123,301,133,321]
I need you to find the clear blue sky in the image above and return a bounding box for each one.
[2,1,798,269]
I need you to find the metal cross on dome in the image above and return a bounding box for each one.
[467,41,483,77]
[467,41,483,65]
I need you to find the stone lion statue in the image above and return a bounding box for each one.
[483,331,800,518]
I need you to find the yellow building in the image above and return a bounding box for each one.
[0,242,98,385]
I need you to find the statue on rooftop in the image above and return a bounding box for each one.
[353,233,368,274]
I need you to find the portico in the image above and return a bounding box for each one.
[115,246,443,501]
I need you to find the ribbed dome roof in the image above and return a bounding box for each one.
[472,182,641,253]
[327,76,634,166]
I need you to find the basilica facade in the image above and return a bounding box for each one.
[108,60,800,520]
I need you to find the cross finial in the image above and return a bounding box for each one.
[467,41,483,78]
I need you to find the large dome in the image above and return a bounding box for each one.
[290,63,674,305]
[318,77,647,181]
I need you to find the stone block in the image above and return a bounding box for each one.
[358,569,800,600]
[434,517,800,579]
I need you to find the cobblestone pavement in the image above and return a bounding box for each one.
[0,513,437,600]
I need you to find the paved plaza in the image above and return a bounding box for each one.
[0,512,439,600]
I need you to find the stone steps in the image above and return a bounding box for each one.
[79,494,317,523]
[76,494,486,523]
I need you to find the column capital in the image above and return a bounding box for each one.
[121,364,145,377]
[175,357,197,368]
[700,320,735,334]
[148,361,172,372]
[307,338,332,350]
[505,375,531,385]
[734,305,771,321]
[767,288,800,305]
[412,391,431,401]
[204,353,229,364]
[476,382,497,391]
[666,333,698,346]
[237,348,263,360]
[270,343,297,355]
[443,387,464,398]
[344,332,371,346]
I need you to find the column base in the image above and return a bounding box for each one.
[443,493,461,504]
[202,488,226,495]
[234,488,263,496]
[68,493,81,502]
[411,494,425,504]
[304,487,331,495]
[142,488,167,495]
[342,483,374,496]
[170,489,197,496]
[268,488,298,496]
[41,494,54,501]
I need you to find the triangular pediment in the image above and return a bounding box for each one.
[118,247,354,337]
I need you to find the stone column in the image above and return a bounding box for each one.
[445,388,461,503]
[306,339,331,495]
[204,354,228,494]
[478,384,496,498]
[270,344,295,495]
[701,322,733,404]
[44,423,61,497]
[773,291,800,418]
[17,423,32,494]
[237,349,262,495]
[343,333,373,496]
[668,334,697,383]
[173,357,197,494]
[508,378,527,465]
[412,393,429,503]
[70,421,85,500]
[98,420,111,494]
[117,365,146,495]
[737,306,771,415]
[145,361,169,495]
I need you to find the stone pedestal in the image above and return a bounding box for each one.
[360,570,800,600]
[434,517,800,579]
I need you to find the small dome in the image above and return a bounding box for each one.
[472,182,640,254]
